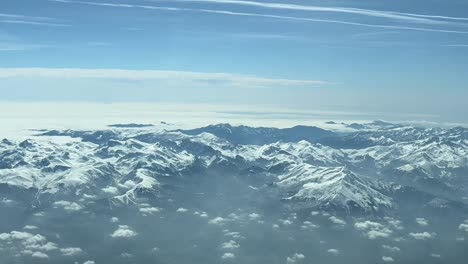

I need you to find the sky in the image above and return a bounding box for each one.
[1,0,468,124]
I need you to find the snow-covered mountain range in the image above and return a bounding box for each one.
[1,121,467,215]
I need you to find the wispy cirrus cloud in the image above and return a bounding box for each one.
[0,68,329,87]
[1,20,69,27]
[49,0,468,34]
[0,12,69,27]
[151,0,468,25]
[442,44,468,47]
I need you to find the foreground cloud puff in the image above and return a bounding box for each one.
[459,220,468,232]
[415,218,429,226]
[53,200,83,212]
[287,253,305,263]
[382,256,394,262]
[354,221,392,239]
[60,247,83,256]
[110,225,138,238]
[221,252,236,260]
[409,232,435,240]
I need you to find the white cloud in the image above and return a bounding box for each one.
[221,240,240,250]
[83,261,96,264]
[23,225,38,230]
[459,222,468,232]
[301,221,318,230]
[224,231,244,239]
[415,218,428,226]
[209,217,227,225]
[168,0,468,24]
[382,256,394,262]
[355,221,382,231]
[0,68,327,88]
[110,225,138,238]
[31,251,49,259]
[279,219,293,225]
[53,200,83,212]
[199,212,209,218]
[139,207,160,214]
[57,0,468,33]
[176,207,188,213]
[382,245,400,252]
[385,218,404,230]
[221,252,236,260]
[367,229,392,239]
[0,230,61,256]
[52,0,468,34]
[354,221,392,239]
[286,253,305,263]
[430,253,441,258]
[248,213,261,220]
[1,20,68,27]
[110,217,119,223]
[120,252,133,258]
[60,247,83,256]
[102,186,119,194]
[409,232,435,240]
[327,248,340,255]
[329,216,346,226]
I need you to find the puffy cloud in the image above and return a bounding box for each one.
[367,229,392,239]
[382,256,394,262]
[139,207,160,214]
[0,198,15,206]
[110,217,119,223]
[459,222,468,232]
[0,230,60,256]
[329,216,346,226]
[354,221,392,239]
[327,249,340,255]
[120,252,133,258]
[382,245,400,252]
[248,213,261,220]
[102,186,119,194]
[200,212,209,218]
[83,261,95,264]
[176,207,188,213]
[53,201,82,212]
[415,218,428,226]
[430,253,441,258]
[355,221,383,231]
[209,217,227,225]
[286,253,305,263]
[221,252,236,260]
[384,217,404,230]
[23,225,38,230]
[110,225,138,238]
[31,251,49,259]
[409,232,435,240]
[60,247,83,256]
[221,240,240,250]
[301,221,318,230]
[224,231,244,240]
[279,219,293,225]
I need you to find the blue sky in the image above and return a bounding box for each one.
[1,0,468,123]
